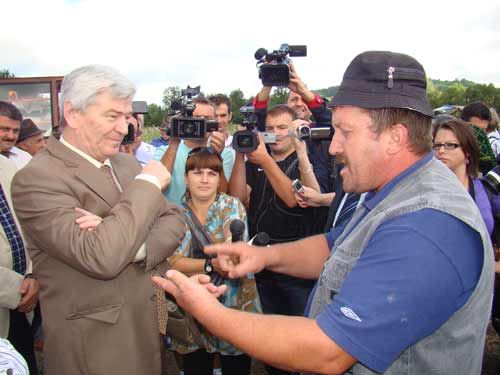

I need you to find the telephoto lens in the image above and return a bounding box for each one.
[482,165,500,195]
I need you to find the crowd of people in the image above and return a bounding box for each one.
[0,50,499,375]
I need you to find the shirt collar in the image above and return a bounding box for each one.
[363,152,433,211]
[59,136,112,169]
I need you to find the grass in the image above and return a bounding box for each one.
[143,127,161,143]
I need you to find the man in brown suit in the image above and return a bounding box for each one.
[11,65,185,375]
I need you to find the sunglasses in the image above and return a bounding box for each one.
[187,147,222,161]
[432,142,460,151]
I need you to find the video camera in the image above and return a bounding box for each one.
[122,101,149,145]
[255,44,307,87]
[232,105,276,153]
[294,125,332,141]
[168,86,218,139]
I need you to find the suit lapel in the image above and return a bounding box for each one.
[46,136,121,207]
[110,154,135,190]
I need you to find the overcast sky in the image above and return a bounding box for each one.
[2,0,499,105]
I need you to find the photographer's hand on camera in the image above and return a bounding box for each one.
[208,131,226,154]
[289,120,321,193]
[247,133,273,167]
[287,63,315,103]
[142,160,172,191]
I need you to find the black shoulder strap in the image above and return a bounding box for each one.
[185,209,213,259]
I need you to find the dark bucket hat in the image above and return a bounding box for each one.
[17,118,43,143]
[330,51,434,118]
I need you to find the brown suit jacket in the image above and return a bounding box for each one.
[12,136,185,375]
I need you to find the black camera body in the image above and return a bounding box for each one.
[232,105,278,153]
[171,117,218,139]
[168,86,218,140]
[255,44,307,87]
[121,123,135,145]
[121,101,149,145]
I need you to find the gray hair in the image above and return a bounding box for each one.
[60,65,136,123]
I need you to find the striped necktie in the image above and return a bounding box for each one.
[100,164,121,192]
[334,193,361,230]
[0,184,26,275]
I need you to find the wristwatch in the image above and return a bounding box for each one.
[204,258,213,273]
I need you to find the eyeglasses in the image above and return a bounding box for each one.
[432,142,461,151]
[187,146,222,161]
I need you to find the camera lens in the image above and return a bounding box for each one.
[237,135,253,148]
[182,121,196,135]
[483,165,500,195]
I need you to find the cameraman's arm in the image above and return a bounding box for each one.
[228,152,248,205]
[253,87,271,131]
[160,138,180,174]
[289,63,332,127]
[248,139,297,208]
[291,121,321,192]
[209,131,229,193]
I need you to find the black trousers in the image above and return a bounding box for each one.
[7,309,37,374]
[182,349,251,375]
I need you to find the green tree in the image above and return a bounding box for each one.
[0,69,15,78]
[162,86,182,112]
[269,87,288,107]
[144,103,165,128]
[440,83,466,106]
[229,89,247,125]
[465,83,499,106]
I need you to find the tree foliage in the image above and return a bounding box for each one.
[162,86,182,113]
[269,87,288,107]
[144,103,165,128]
[0,69,15,78]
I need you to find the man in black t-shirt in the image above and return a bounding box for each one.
[228,104,324,375]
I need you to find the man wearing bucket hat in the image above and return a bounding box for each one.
[153,51,494,375]
[16,119,46,156]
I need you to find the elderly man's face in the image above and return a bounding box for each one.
[17,133,46,156]
[68,90,132,161]
[0,116,20,154]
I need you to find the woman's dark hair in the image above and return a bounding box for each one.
[432,119,480,178]
[185,147,223,175]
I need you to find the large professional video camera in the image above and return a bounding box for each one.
[168,86,218,139]
[255,44,307,87]
[122,101,149,145]
[232,105,276,153]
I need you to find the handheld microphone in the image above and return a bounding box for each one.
[230,219,246,242]
[250,232,270,247]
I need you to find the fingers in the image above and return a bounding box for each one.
[74,207,94,216]
[152,275,179,297]
[204,243,243,257]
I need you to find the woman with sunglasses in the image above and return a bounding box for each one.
[167,147,261,375]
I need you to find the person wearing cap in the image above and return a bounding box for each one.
[153,51,494,375]
[16,119,46,157]
[0,102,32,169]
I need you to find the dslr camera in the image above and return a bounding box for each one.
[168,86,218,139]
[255,43,307,87]
[122,101,149,145]
[232,105,276,153]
